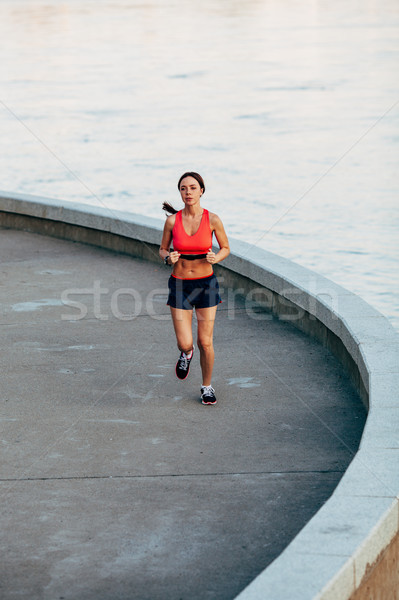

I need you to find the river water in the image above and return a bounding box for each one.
[1,0,398,328]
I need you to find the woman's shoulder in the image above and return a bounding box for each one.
[207,210,223,227]
[164,212,177,230]
[163,215,176,234]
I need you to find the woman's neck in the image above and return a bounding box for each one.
[182,204,203,217]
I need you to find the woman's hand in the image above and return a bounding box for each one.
[168,250,181,265]
[206,248,216,264]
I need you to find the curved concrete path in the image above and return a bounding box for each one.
[0,229,366,600]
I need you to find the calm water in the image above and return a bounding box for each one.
[1,0,398,328]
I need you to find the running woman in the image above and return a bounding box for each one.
[159,172,230,405]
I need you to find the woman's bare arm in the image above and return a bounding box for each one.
[209,213,230,264]
[159,215,180,264]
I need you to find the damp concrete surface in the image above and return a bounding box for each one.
[0,229,367,600]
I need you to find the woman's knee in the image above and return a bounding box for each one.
[177,337,193,353]
[197,336,213,353]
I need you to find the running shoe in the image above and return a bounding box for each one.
[175,347,194,380]
[201,385,217,405]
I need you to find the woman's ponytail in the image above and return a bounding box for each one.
[162,201,178,215]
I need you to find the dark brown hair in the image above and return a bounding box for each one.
[162,172,206,215]
[177,171,205,193]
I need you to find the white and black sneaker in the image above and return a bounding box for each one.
[201,385,217,405]
[175,347,194,380]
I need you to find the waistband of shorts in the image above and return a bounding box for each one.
[171,272,215,281]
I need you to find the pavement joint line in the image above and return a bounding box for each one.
[0,344,157,502]
[0,469,345,482]
[244,341,398,497]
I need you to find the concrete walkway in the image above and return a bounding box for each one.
[0,229,366,600]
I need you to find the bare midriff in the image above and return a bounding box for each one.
[172,258,213,280]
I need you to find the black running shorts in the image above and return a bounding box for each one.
[167,273,221,310]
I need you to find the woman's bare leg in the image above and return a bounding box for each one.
[196,305,218,386]
[170,307,194,354]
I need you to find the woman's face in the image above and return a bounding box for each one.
[179,176,203,207]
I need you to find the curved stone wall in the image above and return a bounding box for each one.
[0,190,398,599]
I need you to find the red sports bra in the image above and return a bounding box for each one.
[172,209,213,255]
